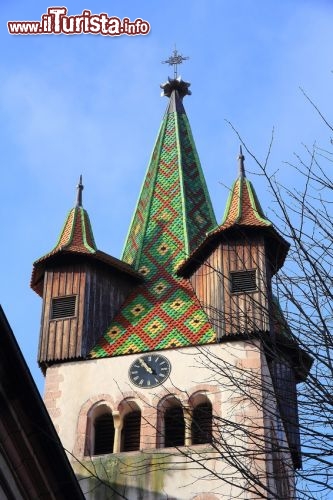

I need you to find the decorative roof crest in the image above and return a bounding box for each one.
[161,48,191,99]
[160,77,191,99]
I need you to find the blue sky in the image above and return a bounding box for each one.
[1,0,332,391]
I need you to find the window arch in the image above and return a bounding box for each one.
[158,396,185,448]
[191,394,213,445]
[120,400,141,452]
[94,412,115,455]
[85,403,115,456]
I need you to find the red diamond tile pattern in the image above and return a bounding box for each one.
[91,96,218,358]
[217,177,272,231]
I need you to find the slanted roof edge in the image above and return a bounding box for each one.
[183,114,217,228]
[246,179,271,226]
[80,207,97,251]
[121,117,168,266]
[175,108,190,256]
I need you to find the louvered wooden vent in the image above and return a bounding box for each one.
[94,413,114,455]
[164,406,185,447]
[192,402,213,445]
[122,411,141,452]
[230,270,257,293]
[51,295,77,320]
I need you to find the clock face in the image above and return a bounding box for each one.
[129,354,171,388]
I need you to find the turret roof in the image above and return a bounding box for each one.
[217,147,272,229]
[31,178,141,296]
[178,148,289,277]
[36,175,98,258]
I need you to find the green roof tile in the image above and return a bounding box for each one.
[91,79,217,358]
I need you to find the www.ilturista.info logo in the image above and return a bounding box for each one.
[7,7,150,36]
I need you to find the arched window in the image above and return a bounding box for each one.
[94,412,115,455]
[157,397,185,448]
[191,398,213,445]
[165,405,185,447]
[120,401,141,452]
[85,403,115,456]
[121,410,141,451]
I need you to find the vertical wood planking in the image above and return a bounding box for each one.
[72,267,81,355]
[82,265,134,356]
[42,265,81,362]
[189,236,271,339]
[39,271,51,361]
[39,259,139,365]
[72,266,85,357]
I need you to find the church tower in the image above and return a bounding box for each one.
[32,58,311,499]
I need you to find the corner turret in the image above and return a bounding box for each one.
[178,149,290,337]
[31,178,141,371]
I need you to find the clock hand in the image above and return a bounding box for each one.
[143,359,157,375]
[138,358,153,374]
[146,362,157,375]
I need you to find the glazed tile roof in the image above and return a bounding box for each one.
[91,78,218,358]
[31,204,97,296]
[178,150,289,277]
[48,205,97,255]
[35,176,98,260]
[218,176,271,229]
[31,182,141,296]
[216,152,271,230]
[122,78,217,268]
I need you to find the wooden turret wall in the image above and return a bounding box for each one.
[190,236,271,338]
[39,263,86,364]
[38,261,135,366]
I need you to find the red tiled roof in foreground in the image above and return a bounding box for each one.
[218,176,271,229]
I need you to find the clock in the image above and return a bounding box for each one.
[129,354,171,388]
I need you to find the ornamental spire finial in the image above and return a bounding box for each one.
[76,175,84,207]
[238,146,245,178]
[162,47,189,79]
[160,47,191,99]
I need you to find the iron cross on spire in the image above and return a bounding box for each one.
[162,48,189,79]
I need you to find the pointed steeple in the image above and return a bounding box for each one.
[122,76,216,271]
[220,147,271,228]
[50,176,97,255]
[31,179,142,367]
[30,178,96,295]
[91,73,217,359]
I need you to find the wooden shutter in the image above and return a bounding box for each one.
[94,413,114,455]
